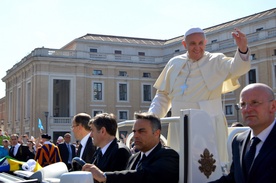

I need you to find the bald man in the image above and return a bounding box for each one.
[211,83,276,183]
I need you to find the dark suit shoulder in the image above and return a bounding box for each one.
[231,130,249,148]
[18,145,30,153]
[117,142,130,151]
[58,142,65,147]
[155,145,179,156]
[235,129,250,140]
[107,143,179,183]
[20,144,28,148]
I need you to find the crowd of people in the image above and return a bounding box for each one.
[0,114,137,166]
[0,111,179,183]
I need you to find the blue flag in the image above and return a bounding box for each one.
[38,118,44,130]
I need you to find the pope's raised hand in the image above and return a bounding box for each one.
[232,28,248,53]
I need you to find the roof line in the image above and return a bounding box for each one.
[78,33,167,42]
[204,7,276,31]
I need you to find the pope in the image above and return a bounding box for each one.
[148,27,251,164]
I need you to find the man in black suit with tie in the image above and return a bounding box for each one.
[82,112,179,183]
[58,133,76,169]
[89,113,131,173]
[71,113,96,163]
[9,134,34,162]
[210,83,276,183]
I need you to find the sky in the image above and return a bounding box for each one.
[0,0,276,98]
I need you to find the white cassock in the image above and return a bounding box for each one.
[149,49,251,164]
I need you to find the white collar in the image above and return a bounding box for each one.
[250,120,276,142]
[141,143,158,158]
[80,133,91,147]
[101,139,114,155]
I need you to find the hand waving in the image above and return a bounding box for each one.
[232,28,248,53]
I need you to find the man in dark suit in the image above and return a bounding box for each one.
[58,133,76,169]
[71,113,96,163]
[83,112,179,183]
[89,113,131,173]
[210,83,276,183]
[9,134,34,162]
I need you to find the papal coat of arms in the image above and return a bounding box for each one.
[198,148,216,178]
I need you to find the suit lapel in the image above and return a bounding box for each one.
[82,137,91,159]
[233,129,250,182]
[146,143,162,160]
[239,131,250,169]
[129,153,141,170]
[99,139,117,166]
[128,142,162,170]
[102,139,117,158]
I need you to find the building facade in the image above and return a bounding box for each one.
[2,8,276,141]
[0,97,6,131]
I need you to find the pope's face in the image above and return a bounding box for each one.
[182,33,206,61]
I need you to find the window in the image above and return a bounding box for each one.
[274,49,276,56]
[143,72,151,78]
[93,70,103,75]
[143,84,152,102]
[25,82,31,118]
[93,110,103,117]
[211,39,217,43]
[248,69,256,84]
[118,111,128,120]
[17,87,21,120]
[225,105,233,116]
[119,131,128,140]
[250,54,256,60]
[256,27,263,32]
[139,52,146,61]
[90,48,97,53]
[138,52,145,56]
[52,79,70,117]
[8,91,13,123]
[119,83,128,101]
[93,82,103,100]
[119,71,127,76]
[114,50,122,54]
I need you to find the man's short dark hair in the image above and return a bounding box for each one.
[89,113,117,136]
[73,113,91,131]
[134,112,162,132]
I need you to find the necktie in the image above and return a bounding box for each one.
[77,144,82,157]
[67,144,72,163]
[10,146,15,156]
[244,137,261,174]
[136,153,147,170]
[96,149,103,164]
